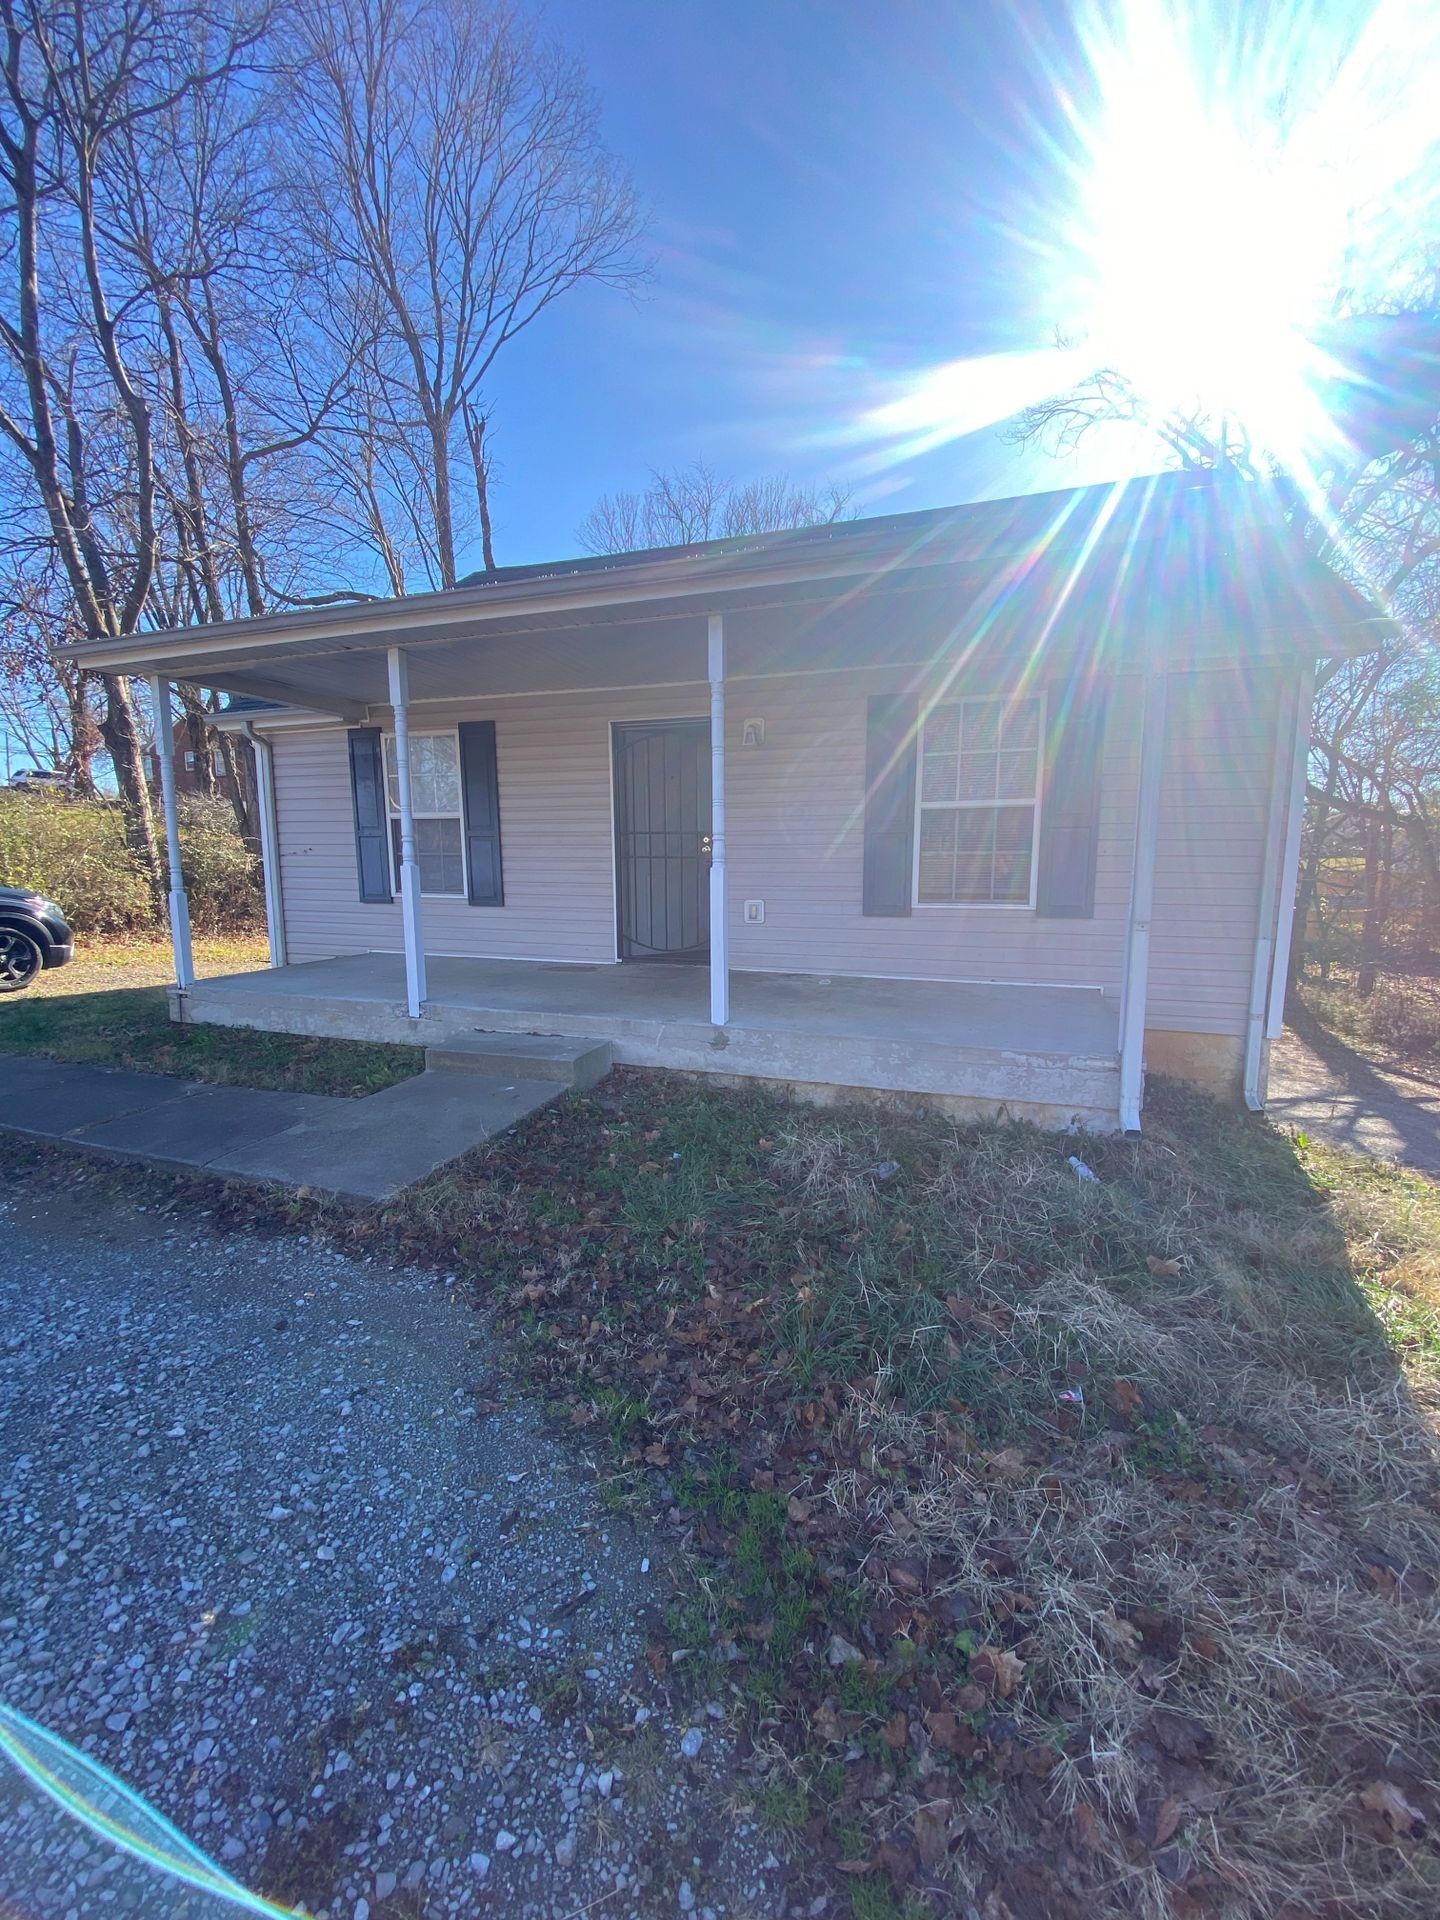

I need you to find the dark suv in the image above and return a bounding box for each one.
[0,888,75,991]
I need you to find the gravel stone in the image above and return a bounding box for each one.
[0,1162,791,1918]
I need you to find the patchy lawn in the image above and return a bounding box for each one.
[20,930,271,996]
[370,1073,1440,1920]
[7,1067,1435,1918]
[0,934,421,1097]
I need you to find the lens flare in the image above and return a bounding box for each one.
[1070,0,1440,471]
[837,0,1440,493]
[0,1701,298,1916]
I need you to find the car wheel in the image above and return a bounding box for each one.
[0,927,44,991]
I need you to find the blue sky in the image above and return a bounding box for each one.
[484,0,1134,568]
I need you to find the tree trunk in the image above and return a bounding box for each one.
[214,730,260,855]
[177,684,217,798]
[1359,814,1382,995]
[99,675,163,901]
[1291,763,1340,992]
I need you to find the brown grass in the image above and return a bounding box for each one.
[401,1072,1440,1920]
[759,1095,1440,1918]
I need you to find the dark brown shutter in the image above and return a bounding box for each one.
[862,694,917,916]
[1036,690,1108,917]
[347,727,392,903]
[458,721,504,906]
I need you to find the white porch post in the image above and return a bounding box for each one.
[1265,661,1316,1045]
[387,645,427,1019]
[1118,667,1169,1131]
[147,675,194,992]
[708,612,729,1027]
[246,726,287,970]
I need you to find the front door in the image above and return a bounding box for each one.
[613,720,711,960]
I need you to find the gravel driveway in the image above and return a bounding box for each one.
[0,1158,789,1920]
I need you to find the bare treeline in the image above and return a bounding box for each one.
[578,461,853,556]
[0,0,643,886]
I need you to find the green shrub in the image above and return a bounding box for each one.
[0,792,151,933]
[175,792,263,932]
[0,789,263,935]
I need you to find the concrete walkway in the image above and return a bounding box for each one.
[1267,1021,1440,1177]
[0,1054,559,1201]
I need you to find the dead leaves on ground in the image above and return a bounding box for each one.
[404,1076,1440,1919]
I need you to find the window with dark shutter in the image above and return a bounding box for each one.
[347,727,392,904]
[458,721,504,906]
[862,695,918,916]
[1035,689,1108,917]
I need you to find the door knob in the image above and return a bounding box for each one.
[700,832,713,856]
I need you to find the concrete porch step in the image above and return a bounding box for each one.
[424,1030,612,1091]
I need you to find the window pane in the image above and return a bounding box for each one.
[417,816,465,894]
[997,750,1034,799]
[389,816,466,895]
[994,804,1034,851]
[920,752,958,802]
[956,751,997,800]
[919,810,957,852]
[947,852,988,899]
[409,735,461,814]
[923,705,960,755]
[917,803,1034,903]
[992,848,1032,902]
[917,849,954,902]
[962,702,1000,751]
[952,809,993,853]
[383,735,400,812]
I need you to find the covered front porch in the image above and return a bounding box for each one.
[176,954,1125,1129]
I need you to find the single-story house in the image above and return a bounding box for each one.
[63,471,1382,1132]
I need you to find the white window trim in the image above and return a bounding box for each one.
[911,690,1046,911]
[383,727,468,900]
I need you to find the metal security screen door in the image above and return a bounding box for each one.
[613,721,712,960]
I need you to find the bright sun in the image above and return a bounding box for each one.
[1072,0,1440,469]
[839,1,1440,488]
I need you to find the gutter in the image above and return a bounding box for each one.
[243,722,287,969]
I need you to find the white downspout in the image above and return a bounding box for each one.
[244,723,287,970]
[1118,667,1168,1132]
[148,675,195,993]
[387,645,427,1019]
[1243,664,1304,1108]
[1265,660,1317,1045]
[708,612,729,1028]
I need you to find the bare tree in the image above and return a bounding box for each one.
[0,0,274,888]
[292,0,644,586]
[578,460,854,555]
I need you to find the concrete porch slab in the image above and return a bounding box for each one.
[175,953,1124,1129]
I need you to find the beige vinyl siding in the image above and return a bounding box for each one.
[1146,662,1283,1036]
[272,685,704,967]
[724,668,1138,990]
[268,654,1288,1044]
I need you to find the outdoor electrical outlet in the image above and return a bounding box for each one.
[744,899,765,924]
